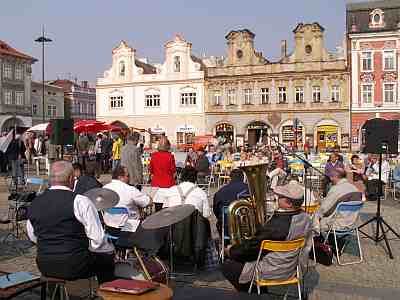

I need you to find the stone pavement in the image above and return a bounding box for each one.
[1,174,400,299]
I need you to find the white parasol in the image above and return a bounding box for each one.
[27,123,49,132]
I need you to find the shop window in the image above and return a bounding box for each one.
[295,86,304,103]
[145,94,161,107]
[213,90,221,106]
[261,88,269,104]
[282,125,303,146]
[384,51,395,70]
[110,95,124,109]
[180,92,196,106]
[244,88,252,105]
[278,87,286,103]
[312,86,321,103]
[331,85,340,103]
[361,52,372,71]
[384,84,395,103]
[176,132,185,144]
[227,89,236,105]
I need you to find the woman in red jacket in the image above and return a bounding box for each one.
[149,136,176,211]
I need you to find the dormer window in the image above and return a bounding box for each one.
[174,56,180,72]
[119,61,125,78]
[369,9,385,29]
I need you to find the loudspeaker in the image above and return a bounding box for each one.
[50,119,74,145]
[363,118,399,154]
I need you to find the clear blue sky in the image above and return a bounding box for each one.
[1,0,357,84]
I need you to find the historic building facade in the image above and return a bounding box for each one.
[49,79,96,121]
[205,24,350,151]
[31,81,65,124]
[347,0,400,150]
[0,40,36,132]
[96,36,205,148]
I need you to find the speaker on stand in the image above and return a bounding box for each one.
[359,118,400,259]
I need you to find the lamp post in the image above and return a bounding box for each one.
[35,27,52,123]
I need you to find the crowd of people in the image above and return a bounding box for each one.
[14,131,399,294]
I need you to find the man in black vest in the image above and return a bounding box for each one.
[27,160,115,284]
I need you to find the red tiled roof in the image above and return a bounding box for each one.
[0,40,36,62]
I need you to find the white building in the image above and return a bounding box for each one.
[96,35,206,148]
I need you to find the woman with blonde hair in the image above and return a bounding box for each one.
[149,136,176,211]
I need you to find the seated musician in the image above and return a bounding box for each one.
[213,168,249,235]
[165,166,211,218]
[222,181,311,292]
[72,161,102,195]
[103,165,151,237]
[313,168,359,234]
[27,161,115,284]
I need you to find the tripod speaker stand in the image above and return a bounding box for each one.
[358,118,400,259]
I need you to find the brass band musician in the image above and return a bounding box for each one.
[221,181,311,292]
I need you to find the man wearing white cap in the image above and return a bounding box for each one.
[221,181,311,292]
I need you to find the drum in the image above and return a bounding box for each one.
[114,249,169,284]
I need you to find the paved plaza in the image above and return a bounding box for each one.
[1,174,400,300]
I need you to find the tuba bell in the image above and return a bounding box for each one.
[228,163,268,245]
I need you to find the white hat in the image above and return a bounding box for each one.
[273,181,304,203]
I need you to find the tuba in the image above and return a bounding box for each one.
[228,163,268,245]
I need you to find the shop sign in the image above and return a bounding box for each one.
[151,125,165,134]
[177,125,195,133]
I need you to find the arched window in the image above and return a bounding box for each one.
[119,61,125,78]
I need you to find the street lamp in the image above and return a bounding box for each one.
[35,27,52,123]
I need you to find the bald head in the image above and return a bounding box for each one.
[50,160,74,188]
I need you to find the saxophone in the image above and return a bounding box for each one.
[228,163,268,245]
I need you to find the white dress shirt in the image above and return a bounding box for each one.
[164,182,211,218]
[26,186,114,253]
[366,160,390,183]
[103,179,150,231]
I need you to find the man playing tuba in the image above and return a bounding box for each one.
[221,181,311,292]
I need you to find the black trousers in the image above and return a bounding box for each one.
[38,252,115,284]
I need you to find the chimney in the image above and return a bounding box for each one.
[281,40,287,58]
[81,80,88,88]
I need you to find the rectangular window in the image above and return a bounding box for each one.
[362,85,373,103]
[227,89,236,105]
[362,52,372,71]
[89,103,95,114]
[295,86,304,103]
[145,94,161,107]
[384,51,395,70]
[15,91,24,105]
[47,105,57,117]
[312,86,321,103]
[3,63,12,79]
[384,84,395,103]
[15,64,23,80]
[176,132,184,144]
[32,104,38,115]
[4,90,12,105]
[180,92,196,106]
[213,90,221,106]
[260,88,269,104]
[110,96,124,109]
[331,85,340,102]
[244,88,252,104]
[278,87,287,103]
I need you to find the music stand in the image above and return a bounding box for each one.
[358,145,400,259]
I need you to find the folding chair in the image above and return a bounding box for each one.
[323,201,364,266]
[219,206,231,263]
[301,204,320,264]
[248,238,305,299]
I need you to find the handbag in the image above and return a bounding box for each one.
[311,237,333,266]
[204,239,219,270]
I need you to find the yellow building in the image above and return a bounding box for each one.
[205,23,350,151]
